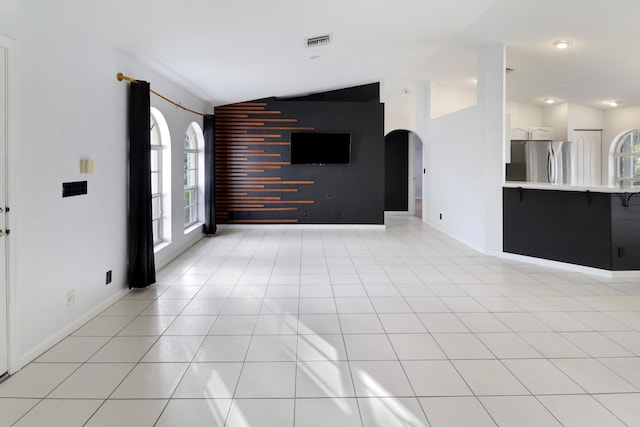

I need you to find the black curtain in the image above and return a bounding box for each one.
[127,81,156,288]
[203,115,217,234]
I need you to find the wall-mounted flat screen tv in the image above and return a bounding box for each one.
[290,132,351,165]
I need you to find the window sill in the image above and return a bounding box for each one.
[153,241,171,253]
[184,222,203,235]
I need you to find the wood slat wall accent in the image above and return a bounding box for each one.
[214,102,315,223]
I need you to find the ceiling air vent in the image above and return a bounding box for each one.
[306,35,331,48]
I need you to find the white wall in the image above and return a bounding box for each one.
[149,90,210,269]
[1,0,210,369]
[431,83,477,119]
[380,80,419,136]
[416,82,430,216]
[567,103,604,132]
[477,44,506,253]
[426,106,485,248]
[506,101,543,128]
[541,102,604,143]
[413,134,423,198]
[603,106,640,144]
[422,45,504,253]
[381,80,427,217]
[542,103,569,141]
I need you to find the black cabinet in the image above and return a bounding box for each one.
[503,187,640,271]
[610,193,640,270]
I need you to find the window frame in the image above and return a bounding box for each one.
[149,107,172,247]
[613,129,640,186]
[150,114,163,246]
[183,122,203,229]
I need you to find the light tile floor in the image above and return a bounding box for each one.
[3,215,640,426]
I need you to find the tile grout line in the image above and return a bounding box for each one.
[327,229,367,427]
[7,217,640,425]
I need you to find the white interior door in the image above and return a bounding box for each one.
[573,130,602,186]
[0,45,9,376]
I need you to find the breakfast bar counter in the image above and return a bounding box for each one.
[503,183,640,271]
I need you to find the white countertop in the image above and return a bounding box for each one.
[504,182,640,193]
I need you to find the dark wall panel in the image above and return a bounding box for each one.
[505,188,640,271]
[214,94,384,224]
[503,188,612,269]
[385,130,409,211]
[277,83,380,103]
[611,193,640,270]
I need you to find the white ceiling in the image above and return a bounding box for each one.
[43,0,640,110]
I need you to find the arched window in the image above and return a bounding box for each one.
[150,107,171,246]
[610,129,640,187]
[184,122,203,228]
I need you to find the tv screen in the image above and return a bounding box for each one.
[290,132,351,164]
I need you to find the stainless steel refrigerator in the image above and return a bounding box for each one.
[506,140,573,184]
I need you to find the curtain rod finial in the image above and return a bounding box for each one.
[117,72,125,81]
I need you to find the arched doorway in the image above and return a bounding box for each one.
[384,129,424,218]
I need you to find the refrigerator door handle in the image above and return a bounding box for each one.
[547,151,553,183]
[548,147,559,184]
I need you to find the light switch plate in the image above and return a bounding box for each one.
[63,181,88,197]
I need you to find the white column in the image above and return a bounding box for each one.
[477,44,506,253]
[416,81,431,224]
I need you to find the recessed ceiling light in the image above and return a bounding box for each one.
[605,100,621,107]
[553,40,573,49]
[544,98,555,104]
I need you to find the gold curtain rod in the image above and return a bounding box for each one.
[117,73,207,117]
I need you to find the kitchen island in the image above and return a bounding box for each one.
[503,183,640,271]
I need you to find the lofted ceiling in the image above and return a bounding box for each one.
[40,0,640,110]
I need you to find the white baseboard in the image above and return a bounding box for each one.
[19,287,130,369]
[423,221,637,279]
[422,220,485,254]
[487,250,640,279]
[155,230,205,270]
[218,224,386,230]
[607,270,640,279]
[385,211,412,216]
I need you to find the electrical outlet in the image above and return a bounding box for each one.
[67,290,76,307]
[439,213,443,220]
[106,270,112,285]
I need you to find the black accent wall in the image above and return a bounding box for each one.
[214,84,385,225]
[277,83,381,103]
